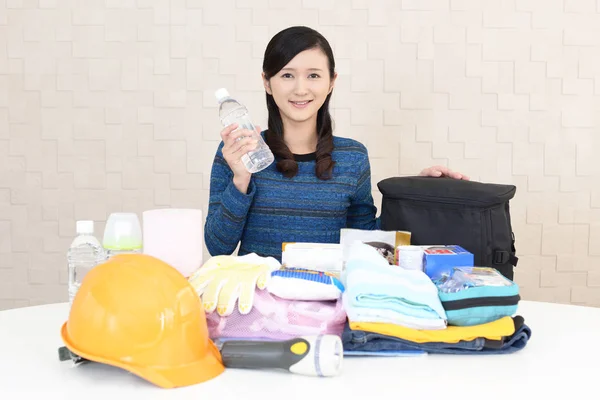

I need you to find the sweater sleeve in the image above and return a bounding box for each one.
[346,146,382,231]
[204,142,256,256]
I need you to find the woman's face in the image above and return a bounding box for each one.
[263,47,337,125]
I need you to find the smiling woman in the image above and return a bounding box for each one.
[263,28,337,179]
[261,28,337,181]
[203,26,468,261]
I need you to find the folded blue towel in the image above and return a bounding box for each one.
[343,242,447,324]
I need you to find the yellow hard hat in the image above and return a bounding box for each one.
[59,253,225,389]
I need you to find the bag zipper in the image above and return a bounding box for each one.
[482,209,493,266]
[480,210,487,266]
[442,294,520,311]
[379,179,516,206]
[384,193,502,207]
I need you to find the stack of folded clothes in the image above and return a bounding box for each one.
[342,242,447,331]
[341,242,532,355]
[343,315,531,355]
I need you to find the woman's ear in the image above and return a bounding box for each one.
[328,72,338,94]
[262,73,272,95]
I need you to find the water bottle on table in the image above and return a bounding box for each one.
[215,88,274,173]
[67,220,106,305]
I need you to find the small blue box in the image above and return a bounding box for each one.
[422,245,474,280]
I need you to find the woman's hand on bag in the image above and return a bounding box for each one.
[419,165,470,180]
[220,123,261,193]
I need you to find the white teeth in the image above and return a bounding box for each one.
[293,101,309,105]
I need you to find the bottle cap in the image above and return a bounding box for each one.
[214,88,230,102]
[76,220,94,234]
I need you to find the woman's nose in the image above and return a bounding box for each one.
[294,78,309,95]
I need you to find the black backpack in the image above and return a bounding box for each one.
[377,176,518,280]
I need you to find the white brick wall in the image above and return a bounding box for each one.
[0,0,599,309]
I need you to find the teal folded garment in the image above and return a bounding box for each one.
[436,267,520,326]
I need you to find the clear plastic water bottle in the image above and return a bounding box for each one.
[215,88,275,173]
[67,220,107,305]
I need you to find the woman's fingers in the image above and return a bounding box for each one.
[219,123,239,142]
[230,136,258,155]
[223,128,255,147]
[221,125,260,170]
[223,135,257,161]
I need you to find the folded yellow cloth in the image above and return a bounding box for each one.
[349,316,516,343]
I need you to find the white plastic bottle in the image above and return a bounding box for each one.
[215,88,275,173]
[67,220,107,305]
[103,212,143,258]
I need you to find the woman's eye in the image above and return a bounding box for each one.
[309,73,320,79]
[281,73,293,78]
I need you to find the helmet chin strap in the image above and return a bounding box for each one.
[58,346,88,365]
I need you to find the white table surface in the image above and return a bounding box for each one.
[0,300,599,399]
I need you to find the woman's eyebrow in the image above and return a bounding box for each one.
[281,67,324,72]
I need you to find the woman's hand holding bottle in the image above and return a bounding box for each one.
[220,123,261,194]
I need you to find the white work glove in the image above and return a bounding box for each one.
[188,253,280,316]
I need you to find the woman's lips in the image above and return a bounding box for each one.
[289,100,313,109]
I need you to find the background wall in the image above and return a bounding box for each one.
[1,0,599,310]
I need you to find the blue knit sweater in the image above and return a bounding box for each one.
[204,135,381,261]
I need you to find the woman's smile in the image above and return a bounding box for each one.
[289,100,313,109]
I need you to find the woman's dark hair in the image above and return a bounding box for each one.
[262,26,336,180]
